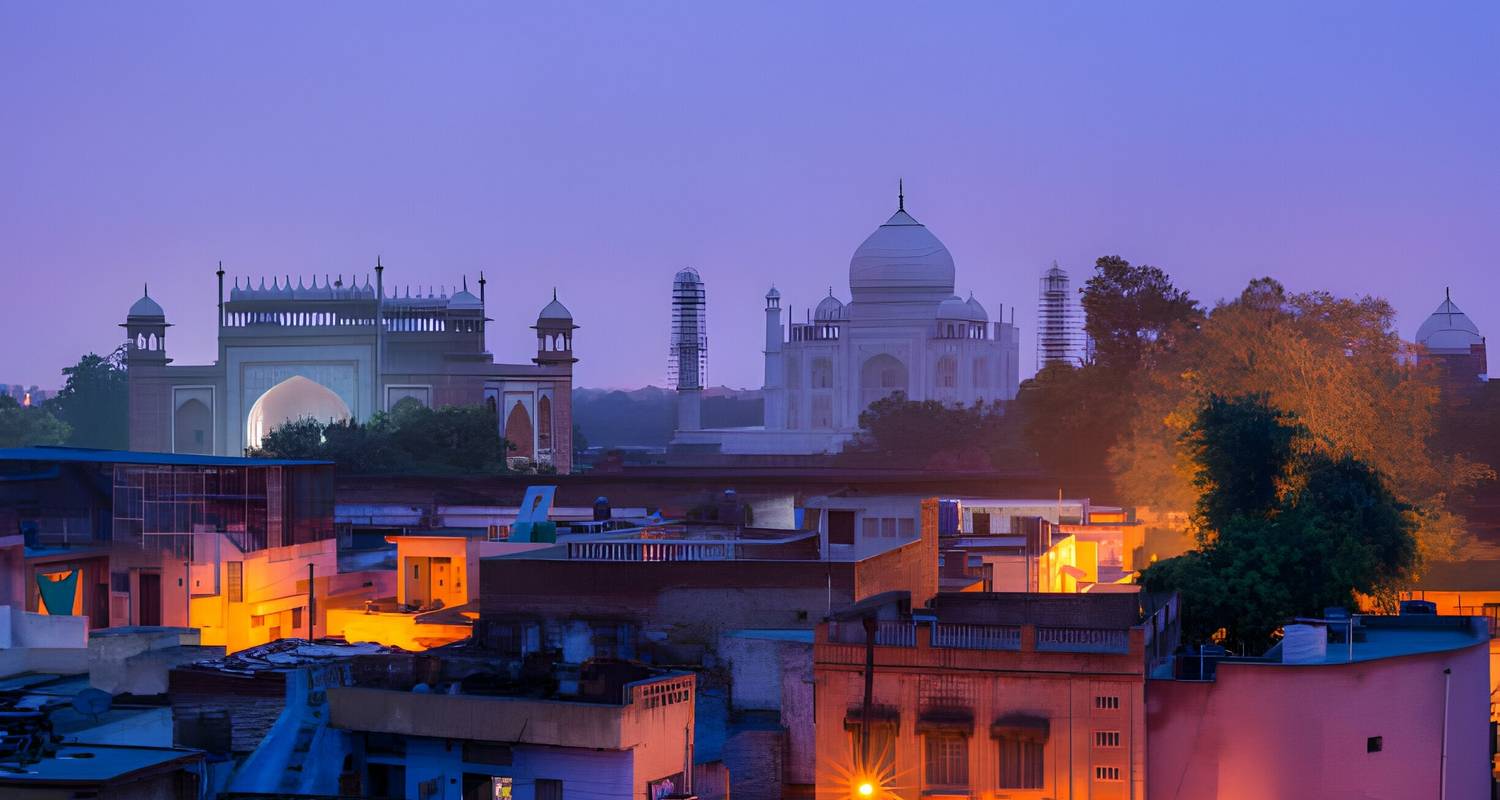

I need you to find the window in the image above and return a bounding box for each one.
[936,356,957,389]
[1095,731,1121,748]
[291,607,303,631]
[1367,736,1383,753]
[1095,766,1122,782]
[997,737,1043,789]
[811,357,834,389]
[111,571,130,593]
[811,394,833,429]
[972,512,991,535]
[862,518,880,538]
[828,511,856,545]
[536,778,562,800]
[923,734,968,788]
[898,518,915,537]
[1094,695,1120,711]
[226,561,243,603]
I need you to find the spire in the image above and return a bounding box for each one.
[553,287,558,301]
[143,283,149,297]
[215,261,224,278]
[376,255,383,270]
[462,275,468,292]
[898,178,905,212]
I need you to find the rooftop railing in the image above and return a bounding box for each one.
[932,623,1021,651]
[827,620,917,647]
[566,540,733,562]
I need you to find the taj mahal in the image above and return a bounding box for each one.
[673,188,1021,455]
[123,262,577,472]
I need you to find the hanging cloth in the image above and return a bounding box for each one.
[37,570,79,615]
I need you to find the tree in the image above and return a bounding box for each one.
[0,395,71,448]
[1011,256,1201,477]
[248,400,512,474]
[1114,278,1486,558]
[851,393,1007,467]
[1141,394,1419,652]
[1082,256,1203,373]
[47,347,129,449]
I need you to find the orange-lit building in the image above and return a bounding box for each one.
[0,447,364,654]
[814,591,1179,799]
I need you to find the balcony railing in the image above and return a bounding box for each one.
[827,620,917,647]
[1036,626,1129,653]
[566,541,732,562]
[932,623,1021,651]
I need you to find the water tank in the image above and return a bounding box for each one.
[1282,623,1328,664]
[593,496,612,521]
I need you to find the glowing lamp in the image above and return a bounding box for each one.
[857,782,875,797]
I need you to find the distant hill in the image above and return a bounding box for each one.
[573,386,764,449]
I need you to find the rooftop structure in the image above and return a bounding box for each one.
[1150,614,1491,799]
[328,653,698,800]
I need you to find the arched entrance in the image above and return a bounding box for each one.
[245,376,351,449]
[505,402,534,459]
[860,353,909,410]
[174,398,213,455]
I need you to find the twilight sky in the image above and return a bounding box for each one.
[2,2,1496,390]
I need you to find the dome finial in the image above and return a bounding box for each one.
[553,286,558,301]
[143,283,149,297]
[898,178,905,212]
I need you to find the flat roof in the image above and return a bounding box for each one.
[0,743,200,785]
[0,446,331,468]
[1277,616,1489,665]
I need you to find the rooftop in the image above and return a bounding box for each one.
[1266,615,1489,666]
[0,445,331,468]
[0,743,201,786]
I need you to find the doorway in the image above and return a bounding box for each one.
[138,572,162,626]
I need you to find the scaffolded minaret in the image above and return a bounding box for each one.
[1036,262,1085,370]
[669,267,708,431]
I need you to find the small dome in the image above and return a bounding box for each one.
[128,285,165,318]
[965,292,988,322]
[538,291,573,322]
[674,267,702,284]
[765,285,781,300]
[1416,293,1484,353]
[937,294,972,320]
[814,292,846,321]
[447,290,483,310]
[848,207,956,302]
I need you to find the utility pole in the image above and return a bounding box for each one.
[307,563,315,639]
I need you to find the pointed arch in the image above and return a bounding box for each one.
[505,402,534,459]
[537,395,553,451]
[245,375,351,449]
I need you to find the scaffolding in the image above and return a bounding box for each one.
[1036,262,1085,370]
[668,267,708,390]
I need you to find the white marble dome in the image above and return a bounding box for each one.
[848,209,956,301]
[814,292,847,321]
[1417,295,1483,353]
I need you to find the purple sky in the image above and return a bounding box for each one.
[3,3,1496,390]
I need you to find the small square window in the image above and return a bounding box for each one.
[1367,736,1383,753]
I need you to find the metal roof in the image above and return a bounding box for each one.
[0,446,331,468]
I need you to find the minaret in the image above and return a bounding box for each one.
[122,285,171,367]
[762,285,786,430]
[216,261,225,328]
[669,268,707,433]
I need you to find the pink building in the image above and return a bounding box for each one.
[1148,615,1491,800]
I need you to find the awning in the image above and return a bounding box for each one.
[916,711,974,736]
[842,706,900,732]
[991,714,1049,742]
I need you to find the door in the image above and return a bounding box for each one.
[404,557,431,608]
[138,572,162,626]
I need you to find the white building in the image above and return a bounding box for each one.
[674,189,1020,455]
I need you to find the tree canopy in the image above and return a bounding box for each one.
[248,399,516,474]
[1141,394,1419,652]
[1112,278,1486,558]
[0,395,70,448]
[850,393,1013,469]
[46,347,129,449]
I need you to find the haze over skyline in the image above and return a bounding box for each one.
[2,2,1496,390]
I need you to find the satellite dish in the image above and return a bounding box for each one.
[71,689,112,720]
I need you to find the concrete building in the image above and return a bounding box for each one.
[672,188,1021,455]
[814,591,1179,799]
[1148,614,1492,800]
[0,447,359,654]
[328,653,698,800]
[123,265,577,471]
